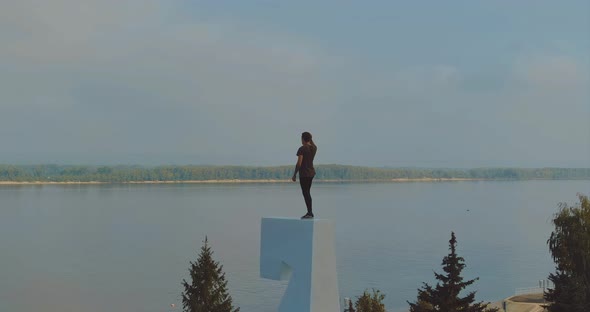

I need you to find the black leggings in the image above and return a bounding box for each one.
[299,177,314,214]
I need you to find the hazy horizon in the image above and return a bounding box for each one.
[1,1,589,168]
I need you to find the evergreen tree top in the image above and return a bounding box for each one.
[408,232,498,312]
[182,236,239,312]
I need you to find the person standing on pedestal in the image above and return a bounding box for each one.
[292,132,317,219]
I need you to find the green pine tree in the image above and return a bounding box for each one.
[355,288,386,312]
[181,237,240,312]
[544,194,590,312]
[408,232,498,312]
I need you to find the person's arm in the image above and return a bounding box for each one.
[292,155,303,181]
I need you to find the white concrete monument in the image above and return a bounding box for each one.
[260,217,340,312]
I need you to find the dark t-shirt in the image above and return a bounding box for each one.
[296,144,317,178]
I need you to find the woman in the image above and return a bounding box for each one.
[292,132,317,219]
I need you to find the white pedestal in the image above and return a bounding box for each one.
[260,217,340,312]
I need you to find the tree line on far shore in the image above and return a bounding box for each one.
[0,164,589,182]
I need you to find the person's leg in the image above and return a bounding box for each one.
[299,177,313,215]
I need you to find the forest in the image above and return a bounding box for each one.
[0,164,589,182]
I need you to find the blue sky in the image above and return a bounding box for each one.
[0,0,588,167]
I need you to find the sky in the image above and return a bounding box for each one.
[1,0,589,167]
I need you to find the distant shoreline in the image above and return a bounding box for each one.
[2,165,589,184]
[0,177,586,186]
[0,178,475,185]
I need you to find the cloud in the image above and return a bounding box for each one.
[513,54,589,91]
[326,54,590,167]
[0,1,588,166]
[0,0,338,164]
[0,1,161,64]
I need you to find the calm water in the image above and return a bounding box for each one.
[1,180,588,312]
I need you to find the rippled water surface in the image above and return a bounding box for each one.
[1,180,588,311]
